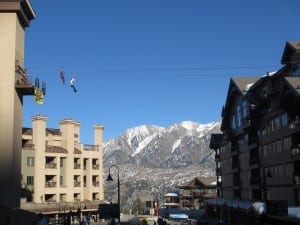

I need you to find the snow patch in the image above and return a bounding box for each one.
[172,139,182,153]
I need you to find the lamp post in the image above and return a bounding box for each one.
[106,165,120,223]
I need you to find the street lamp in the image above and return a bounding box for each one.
[106,165,120,223]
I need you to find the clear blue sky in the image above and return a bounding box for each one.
[23,0,300,143]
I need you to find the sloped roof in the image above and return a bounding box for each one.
[45,145,68,154]
[231,77,260,94]
[176,176,217,189]
[221,77,259,131]
[74,148,82,154]
[284,77,300,96]
[46,128,61,135]
[281,41,300,65]
[22,127,61,135]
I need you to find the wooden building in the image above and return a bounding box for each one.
[209,41,300,225]
[176,176,217,209]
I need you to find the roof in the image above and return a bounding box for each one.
[281,41,300,65]
[46,128,61,135]
[284,77,300,96]
[176,176,217,189]
[22,127,61,135]
[45,146,68,154]
[164,193,178,197]
[231,77,260,94]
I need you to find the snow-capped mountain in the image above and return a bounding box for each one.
[104,121,220,167]
[103,121,221,211]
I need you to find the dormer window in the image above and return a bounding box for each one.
[293,64,300,76]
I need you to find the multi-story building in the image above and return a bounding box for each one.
[21,115,104,212]
[0,0,36,212]
[209,41,300,225]
[176,176,217,209]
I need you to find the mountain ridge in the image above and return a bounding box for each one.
[103,120,221,210]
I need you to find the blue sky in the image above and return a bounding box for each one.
[23,0,300,143]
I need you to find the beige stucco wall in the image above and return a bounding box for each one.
[0,13,24,208]
[21,117,104,205]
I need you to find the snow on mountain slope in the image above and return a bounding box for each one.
[103,121,221,208]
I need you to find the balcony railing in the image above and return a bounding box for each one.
[74,182,81,187]
[92,181,99,187]
[45,163,57,169]
[45,181,57,187]
[74,163,81,169]
[15,61,35,95]
[84,145,99,151]
[92,164,99,170]
[15,62,32,86]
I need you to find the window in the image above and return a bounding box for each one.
[263,145,268,157]
[293,65,300,76]
[271,119,275,132]
[231,113,236,130]
[27,176,34,185]
[242,100,249,120]
[27,157,34,167]
[237,105,241,127]
[277,140,282,153]
[275,117,281,130]
[285,164,292,176]
[282,113,288,127]
[283,137,291,151]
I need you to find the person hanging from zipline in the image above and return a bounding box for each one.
[70,77,77,93]
[60,71,65,84]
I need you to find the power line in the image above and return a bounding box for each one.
[26,64,279,78]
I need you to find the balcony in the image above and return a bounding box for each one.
[92,164,99,170]
[84,145,99,151]
[92,181,99,187]
[74,163,81,169]
[45,181,57,188]
[74,181,81,187]
[15,62,35,95]
[45,162,57,169]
